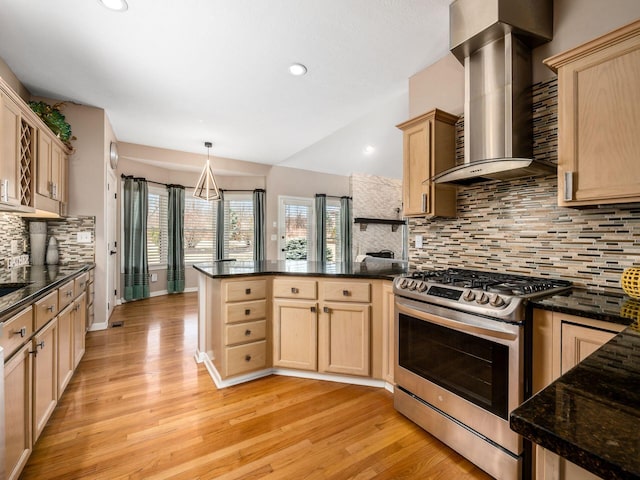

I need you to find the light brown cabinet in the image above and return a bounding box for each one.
[544,19,640,207]
[0,91,35,210]
[396,108,458,218]
[319,302,370,376]
[32,317,58,443]
[57,304,74,397]
[34,128,67,215]
[560,321,619,375]
[381,282,395,384]
[272,278,318,371]
[4,342,32,480]
[73,292,87,369]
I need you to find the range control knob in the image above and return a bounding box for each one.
[416,281,428,292]
[490,295,506,308]
[476,293,489,305]
[398,278,407,289]
[462,290,476,302]
[407,280,417,290]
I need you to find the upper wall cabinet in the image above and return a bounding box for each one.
[544,19,640,207]
[397,108,458,218]
[0,89,36,212]
[0,76,70,216]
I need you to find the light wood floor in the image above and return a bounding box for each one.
[21,293,492,480]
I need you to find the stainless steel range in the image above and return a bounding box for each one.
[393,268,571,480]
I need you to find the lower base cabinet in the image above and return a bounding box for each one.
[33,318,58,443]
[319,302,370,376]
[4,343,33,480]
[272,299,318,371]
[536,446,601,480]
[57,305,74,397]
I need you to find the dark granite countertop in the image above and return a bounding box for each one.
[530,287,638,326]
[511,320,640,479]
[193,260,408,280]
[0,263,94,321]
[514,289,640,479]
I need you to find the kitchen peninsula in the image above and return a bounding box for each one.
[193,260,406,389]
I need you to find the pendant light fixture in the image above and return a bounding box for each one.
[193,141,221,201]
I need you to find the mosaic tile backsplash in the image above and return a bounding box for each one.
[408,78,640,292]
[0,213,95,267]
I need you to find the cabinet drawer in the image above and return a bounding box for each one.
[224,341,267,377]
[273,278,317,299]
[34,290,58,330]
[225,300,266,323]
[225,320,267,346]
[0,306,33,358]
[322,281,371,303]
[58,281,75,310]
[225,280,266,302]
[74,273,88,297]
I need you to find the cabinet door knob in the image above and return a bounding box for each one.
[37,340,45,350]
[244,329,252,336]
[46,305,55,312]
[323,306,330,314]
[291,287,299,294]
[244,354,252,362]
[245,309,251,315]
[310,306,316,313]
[15,326,27,338]
[342,290,350,296]
[66,290,73,297]
[245,288,251,295]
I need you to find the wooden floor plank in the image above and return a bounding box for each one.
[21,293,492,479]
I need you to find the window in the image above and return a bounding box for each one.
[147,185,168,266]
[279,197,314,261]
[223,193,254,261]
[184,193,217,264]
[326,199,342,262]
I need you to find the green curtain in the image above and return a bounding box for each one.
[340,196,352,264]
[215,190,225,260]
[123,177,150,301]
[315,194,327,262]
[167,185,185,293]
[253,189,266,261]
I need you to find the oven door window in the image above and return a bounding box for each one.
[399,313,509,419]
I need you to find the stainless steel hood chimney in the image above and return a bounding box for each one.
[433,0,555,185]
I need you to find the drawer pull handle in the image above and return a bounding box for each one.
[244,329,252,336]
[323,306,330,314]
[245,354,252,362]
[66,291,73,297]
[46,305,55,312]
[37,340,45,350]
[245,309,251,315]
[245,288,251,295]
[291,287,299,294]
[310,306,316,313]
[15,326,27,337]
[342,290,350,296]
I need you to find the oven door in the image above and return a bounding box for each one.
[395,295,523,455]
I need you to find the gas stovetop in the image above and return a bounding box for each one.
[394,268,572,321]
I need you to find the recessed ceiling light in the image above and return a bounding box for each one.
[289,63,308,76]
[98,0,128,12]
[363,145,375,155]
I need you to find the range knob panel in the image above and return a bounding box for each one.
[476,293,489,305]
[490,295,506,308]
[462,290,476,302]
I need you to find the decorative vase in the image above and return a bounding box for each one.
[621,267,640,299]
[29,221,47,266]
[46,236,59,265]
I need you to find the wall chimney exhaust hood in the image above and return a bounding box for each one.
[433,0,555,186]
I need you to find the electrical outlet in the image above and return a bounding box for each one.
[415,235,423,249]
[77,232,92,243]
[151,273,158,282]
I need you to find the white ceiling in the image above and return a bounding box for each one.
[0,0,452,179]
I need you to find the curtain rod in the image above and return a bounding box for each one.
[315,193,352,200]
[120,175,264,193]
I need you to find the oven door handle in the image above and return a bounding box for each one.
[396,298,518,341]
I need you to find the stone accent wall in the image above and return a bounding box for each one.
[351,174,405,260]
[0,213,95,267]
[408,78,640,292]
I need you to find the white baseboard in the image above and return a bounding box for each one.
[195,350,389,390]
[88,321,108,331]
